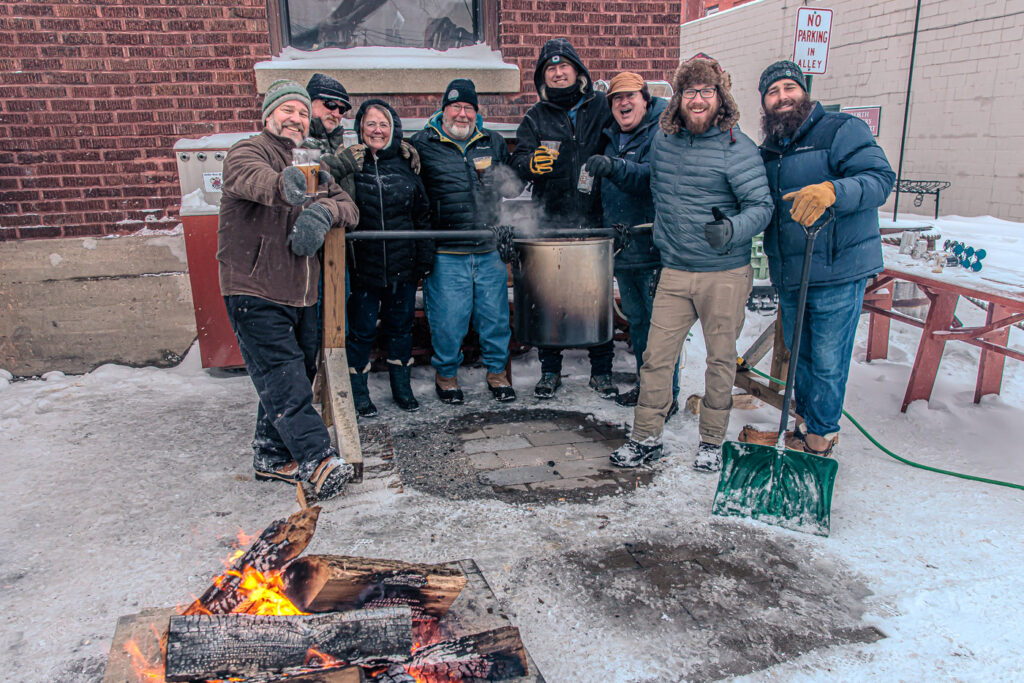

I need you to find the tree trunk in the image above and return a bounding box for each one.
[283,555,466,619]
[164,607,412,682]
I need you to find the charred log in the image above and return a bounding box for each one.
[283,555,466,619]
[182,507,321,616]
[409,626,528,681]
[164,607,412,682]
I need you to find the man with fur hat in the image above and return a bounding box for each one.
[611,54,772,472]
[756,60,894,457]
[411,78,524,404]
[583,71,680,412]
[511,38,616,401]
[217,79,360,500]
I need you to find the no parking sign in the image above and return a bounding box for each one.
[793,7,833,75]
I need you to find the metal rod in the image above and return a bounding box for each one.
[893,0,923,220]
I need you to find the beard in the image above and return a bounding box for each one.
[267,118,305,144]
[681,101,719,135]
[442,113,474,140]
[761,95,814,141]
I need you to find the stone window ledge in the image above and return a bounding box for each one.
[254,45,521,95]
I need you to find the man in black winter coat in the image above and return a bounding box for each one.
[511,38,616,401]
[411,79,524,405]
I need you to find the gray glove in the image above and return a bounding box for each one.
[704,207,733,250]
[318,169,331,188]
[288,203,333,256]
[280,166,307,206]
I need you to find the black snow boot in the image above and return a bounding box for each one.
[387,359,419,412]
[349,369,378,418]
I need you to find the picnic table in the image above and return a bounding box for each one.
[863,249,1024,411]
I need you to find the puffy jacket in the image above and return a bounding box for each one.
[348,99,433,288]
[649,123,773,272]
[511,39,612,230]
[410,111,522,253]
[217,129,359,307]
[597,97,667,272]
[760,102,896,292]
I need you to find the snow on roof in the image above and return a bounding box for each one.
[256,43,517,72]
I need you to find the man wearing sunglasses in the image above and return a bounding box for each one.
[611,54,772,472]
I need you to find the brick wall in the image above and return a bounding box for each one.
[0,0,271,241]
[0,0,683,241]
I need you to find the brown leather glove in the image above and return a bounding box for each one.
[399,140,421,174]
[782,181,835,227]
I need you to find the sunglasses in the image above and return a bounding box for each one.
[322,100,350,112]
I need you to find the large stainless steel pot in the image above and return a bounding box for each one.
[512,237,614,348]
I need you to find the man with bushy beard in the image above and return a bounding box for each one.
[511,38,616,401]
[756,60,894,457]
[610,54,772,472]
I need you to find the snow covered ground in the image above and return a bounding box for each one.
[1,212,1023,681]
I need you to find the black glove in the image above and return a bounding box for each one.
[280,166,308,206]
[318,169,331,188]
[323,150,359,182]
[704,206,733,250]
[585,155,615,178]
[288,203,333,256]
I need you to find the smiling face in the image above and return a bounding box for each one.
[265,100,310,145]
[441,102,476,141]
[544,60,578,89]
[611,91,647,132]
[360,105,391,153]
[763,79,808,117]
[311,98,343,133]
[680,82,719,135]
[761,78,813,140]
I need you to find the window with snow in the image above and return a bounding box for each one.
[275,0,483,50]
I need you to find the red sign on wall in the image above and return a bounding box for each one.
[841,106,882,136]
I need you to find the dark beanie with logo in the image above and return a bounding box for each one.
[306,73,351,111]
[758,60,808,100]
[440,78,479,111]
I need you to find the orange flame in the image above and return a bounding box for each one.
[124,638,164,681]
[228,564,307,616]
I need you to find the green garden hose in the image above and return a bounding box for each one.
[745,366,1024,492]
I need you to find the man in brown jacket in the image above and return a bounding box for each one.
[217,79,359,500]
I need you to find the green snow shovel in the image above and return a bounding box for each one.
[712,210,839,536]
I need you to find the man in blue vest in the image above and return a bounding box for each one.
[757,60,895,456]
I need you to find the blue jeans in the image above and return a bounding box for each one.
[616,268,679,400]
[778,278,868,438]
[224,295,332,475]
[346,280,417,371]
[423,251,511,376]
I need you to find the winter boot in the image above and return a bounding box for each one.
[588,373,619,399]
[486,370,516,402]
[434,372,464,405]
[534,371,561,399]
[349,367,378,418]
[387,359,419,412]
[610,437,664,468]
[692,441,722,472]
[614,383,641,407]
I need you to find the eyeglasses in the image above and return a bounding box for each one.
[363,121,391,130]
[321,100,349,112]
[682,87,717,100]
[446,103,476,114]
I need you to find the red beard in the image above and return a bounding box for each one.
[682,102,719,135]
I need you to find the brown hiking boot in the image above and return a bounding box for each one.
[434,372,464,404]
[486,370,516,402]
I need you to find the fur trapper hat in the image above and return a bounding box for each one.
[659,54,740,135]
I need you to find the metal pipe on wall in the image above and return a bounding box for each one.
[893,0,923,220]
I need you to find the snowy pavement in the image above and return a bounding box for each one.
[2,212,1024,681]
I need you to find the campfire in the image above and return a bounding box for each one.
[102,507,532,682]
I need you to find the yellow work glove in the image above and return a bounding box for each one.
[782,181,836,227]
[529,145,558,176]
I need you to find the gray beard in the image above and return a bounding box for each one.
[761,97,814,141]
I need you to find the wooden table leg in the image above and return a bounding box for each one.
[901,290,959,412]
[974,303,1011,403]
[865,283,893,362]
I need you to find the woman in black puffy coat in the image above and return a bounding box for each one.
[346,99,433,417]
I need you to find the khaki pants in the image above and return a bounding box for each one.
[632,265,752,445]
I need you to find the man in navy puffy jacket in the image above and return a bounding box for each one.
[758,60,895,456]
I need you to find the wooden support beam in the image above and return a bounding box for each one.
[323,348,363,482]
[283,555,467,619]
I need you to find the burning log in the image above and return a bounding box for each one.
[182,506,321,616]
[283,555,467,619]
[163,607,412,682]
[409,626,528,681]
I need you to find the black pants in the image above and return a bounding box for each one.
[345,280,418,371]
[224,295,331,476]
[538,340,615,376]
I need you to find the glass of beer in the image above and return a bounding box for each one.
[540,140,561,157]
[292,149,322,197]
[473,156,492,180]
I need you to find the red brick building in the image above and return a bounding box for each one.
[0,0,683,242]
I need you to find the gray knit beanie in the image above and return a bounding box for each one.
[262,79,312,123]
[758,60,807,100]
